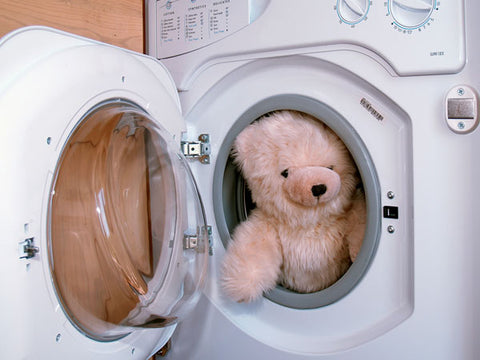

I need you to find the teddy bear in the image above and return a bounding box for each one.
[221,110,366,303]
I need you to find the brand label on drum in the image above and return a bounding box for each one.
[360,98,384,121]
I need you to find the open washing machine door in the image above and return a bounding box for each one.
[0,27,209,359]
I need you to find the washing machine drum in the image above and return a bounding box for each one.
[48,100,208,340]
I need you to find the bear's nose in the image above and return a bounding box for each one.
[311,184,327,197]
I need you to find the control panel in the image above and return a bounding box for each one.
[147,0,465,79]
[334,0,440,32]
[153,0,250,58]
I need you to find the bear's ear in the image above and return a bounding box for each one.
[231,114,284,177]
[231,123,259,169]
[232,118,278,178]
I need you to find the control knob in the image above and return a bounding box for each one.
[388,0,435,30]
[337,0,370,25]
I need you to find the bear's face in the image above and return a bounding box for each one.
[233,111,359,226]
[281,165,341,207]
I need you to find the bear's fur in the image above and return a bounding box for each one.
[221,110,366,303]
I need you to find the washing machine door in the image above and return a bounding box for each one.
[0,27,208,357]
[48,100,209,340]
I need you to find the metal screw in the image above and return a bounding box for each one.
[457,88,465,96]
[198,134,209,142]
[131,348,135,355]
[458,122,466,130]
[199,155,210,164]
[56,333,62,343]
[387,225,395,234]
[387,191,395,200]
[121,76,126,83]
[46,137,52,145]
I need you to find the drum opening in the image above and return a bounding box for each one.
[213,95,381,309]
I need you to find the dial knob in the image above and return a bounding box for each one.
[337,0,370,25]
[389,0,435,29]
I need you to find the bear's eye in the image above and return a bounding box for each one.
[281,169,289,178]
[327,165,334,170]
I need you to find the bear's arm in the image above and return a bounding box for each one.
[345,189,367,262]
[221,212,282,303]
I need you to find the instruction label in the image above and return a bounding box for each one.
[156,0,249,58]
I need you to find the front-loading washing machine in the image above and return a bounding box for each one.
[1,0,479,359]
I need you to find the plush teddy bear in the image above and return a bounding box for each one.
[221,110,366,303]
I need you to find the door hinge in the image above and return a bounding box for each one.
[19,237,39,259]
[183,226,213,255]
[183,233,199,250]
[181,134,211,164]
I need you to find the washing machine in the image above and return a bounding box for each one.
[1,0,479,359]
